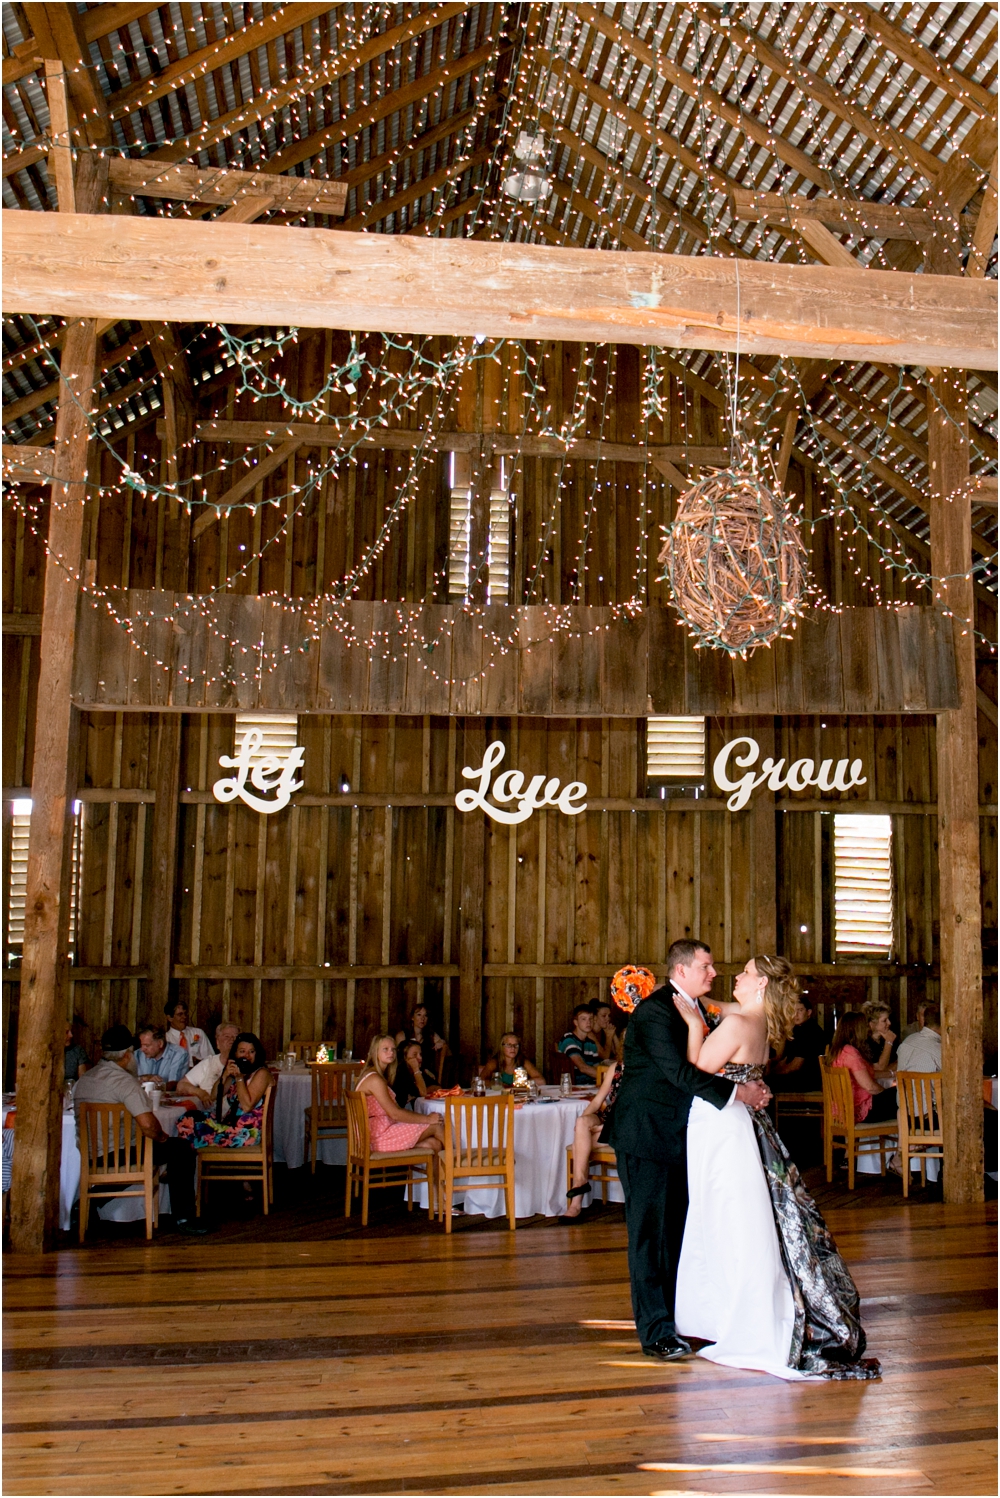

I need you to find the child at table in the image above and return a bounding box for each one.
[357,1035,444,1153]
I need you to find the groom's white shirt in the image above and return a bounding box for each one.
[672,979,737,1107]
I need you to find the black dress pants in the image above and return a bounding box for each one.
[154,1138,197,1220]
[616,1150,688,1348]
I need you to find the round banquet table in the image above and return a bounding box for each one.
[413,1088,623,1219]
[270,1066,347,1170]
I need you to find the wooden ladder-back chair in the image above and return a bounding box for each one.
[565,1141,618,1203]
[77,1102,163,1242]
[344,1090,438,1226]
[195,1084,276,1216]
[820,1056,896,1189]
[897,1071,944,1197]
[441,1095,516,1232]
[306,1061,362,1172]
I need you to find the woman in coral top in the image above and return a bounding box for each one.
[831,1011,898,1122]
[356,1035,445,1153]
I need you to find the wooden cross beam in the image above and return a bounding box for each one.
[108,159,347,218]
[4,211,996,368]
[729,188,970,243]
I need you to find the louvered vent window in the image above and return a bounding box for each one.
[834,814,894,957]
[646,717,706,781]
[447,452,511,603]
[234,715,299,761]
[6,799,81,964]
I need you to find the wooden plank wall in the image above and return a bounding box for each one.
[3,335,997,1078]
[3,709,995,1080]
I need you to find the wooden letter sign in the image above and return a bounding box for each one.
[456,741,588,824]
[213,729,305,814]
[713,736,866,811]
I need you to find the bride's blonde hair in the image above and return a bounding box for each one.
[753,955,800,1047]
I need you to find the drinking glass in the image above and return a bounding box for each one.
[342,1049,353,1063]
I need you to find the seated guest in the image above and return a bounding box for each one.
[134,1024,189,1092]
[589,1001,623,1064]
[394,1004,448,1085]
[557,1006,599,1083]
[164,998,214,1063]
[901,1001,928,1042]
[73,1024,207,1236]
[896,1003,941,1074]
[64,1022,89,1083]
[831,1011,897,1123]
[562,1060,621,1220]
[479,1033,544,1086]
[862,1000,897,1078]
[176,1033,270,1149]
[391,1040,427,1109]
[357,1035,444,1152]
[771,994,826,1091]
[176,1022,239,1108]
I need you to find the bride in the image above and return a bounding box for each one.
[673,955,879,1381]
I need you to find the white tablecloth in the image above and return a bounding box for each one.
[414,1089,622,1219]
[271,1067,346,1170]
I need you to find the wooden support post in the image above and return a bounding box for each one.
[928,362,984,1204]
[458,723,486,1078]
[142,714,182,1021]
[9,318,97,1254]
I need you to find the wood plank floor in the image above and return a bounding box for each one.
[3,1171,996,1498]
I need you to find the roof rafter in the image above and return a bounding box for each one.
[687,2,942,185]
[573,3,838,192]
[827,2,996,118]
[148,3,467,164]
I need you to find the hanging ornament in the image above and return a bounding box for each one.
[657,458,808,657]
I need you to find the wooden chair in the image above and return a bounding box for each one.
[897,1071,944,1197]
[306,1061,362,1172]
[344,1090,438,1226]
[77,1102,163,1242]
[820,1056,897,1189]
[440,1095,516,1233]
[595,1061,614,1088]
[195,1084,276,1216]
[284,1040,323,1062]
[565,1141,618,1202]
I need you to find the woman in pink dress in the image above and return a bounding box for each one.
[356,1035,445,1153]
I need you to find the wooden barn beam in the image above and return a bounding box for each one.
[34,3,112,148]
[790,217,863,272]
[692,5,944,183]
[729,188,965,243]
[3,2,155,83]
[573,4,838,191]
[4,211,996,368]
[966,151,998,279]
[148,3,466,164]
[108,159,347,218]
[340,146,491,233]
[190,439,302,540]
[8,318,97,1255]
[929,360,984,1204]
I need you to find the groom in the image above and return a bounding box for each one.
[603,939,771,1361]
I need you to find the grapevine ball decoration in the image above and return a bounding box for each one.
[657,466,808,656]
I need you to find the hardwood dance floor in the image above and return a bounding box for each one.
[3,1175,996,1498]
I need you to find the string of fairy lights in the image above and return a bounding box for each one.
[2,2,997,686]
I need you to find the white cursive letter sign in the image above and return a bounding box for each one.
[213,729,305,814]
[455,741,588,824]
[712,736,866,812]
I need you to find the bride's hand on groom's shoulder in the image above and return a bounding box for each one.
[672,994,700,1024]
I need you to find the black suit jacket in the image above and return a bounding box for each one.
[602,983,735,1163]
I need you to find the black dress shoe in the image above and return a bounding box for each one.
[642,1336,692,1361]
[174,1218,210,1236]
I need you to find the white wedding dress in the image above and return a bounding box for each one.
[675,1093,807,1381]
